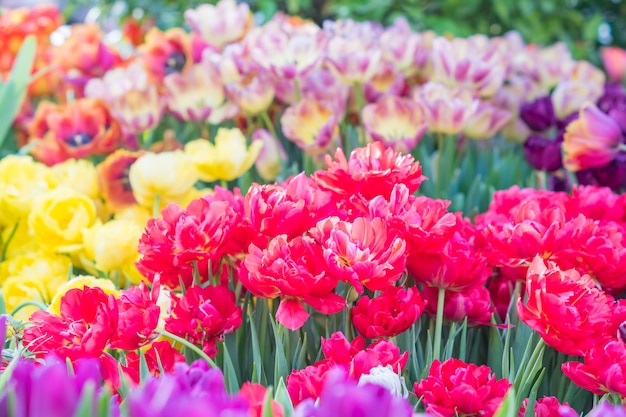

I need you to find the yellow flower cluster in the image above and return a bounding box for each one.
[0,128,262,321]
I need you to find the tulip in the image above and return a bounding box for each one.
[380,17,429,77]
[415,359,512,417]
[301,69,350,117]
[518,256,614,356]
[249,25,327,80]
[85,62,166,135]
[281,99,339,155]
[185,0,253,49]
[463,101,511,139]
[185,128,262,182]
[361,95,427,153]
[138,27,191,83]
[601,46,626,82]
[519,96,556,132]
[164,60,226,122]
[430,36,506,97]
[128,150,198,209]
[523,135,563,172]
[563,103,623,171]
[414,82,479,134]
[251,129,287,181]
[225,70,275,116]
[325,34,382,85]
[294,371,414,417]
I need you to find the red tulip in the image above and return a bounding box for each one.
[517,256,614,356]
[562,340,626,397]
[165,284,242,358]
[239,234,345,330]
[351,286,425,339]
[414,358,512,417]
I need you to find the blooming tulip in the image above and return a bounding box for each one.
[281,99,339,154]
[185,0,252,49]
[361,95,427,152]
[185,128,262,182]
[601,46,626,82]
[414,82,479,134]
[563,103,623,171]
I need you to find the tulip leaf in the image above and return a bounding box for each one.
[0,36,36,150]
[493,388,517,417]
[488,325,504,379]
[117,363,130,399]
[249,316,265,385]
[139,349,150,384]
[274,378,295,417]
[72,380,95,417]
[262,387,275,417]
[222,344,240,393]
[271,317,289,385]
[0,293,6,315]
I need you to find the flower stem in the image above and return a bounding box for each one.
[352,83,367,145]
[152,194,160,219]
[10,300,48,316]
[155,328,218,368]
[293,78,302,102]
[260,111,279,139]
[433,287,446,361]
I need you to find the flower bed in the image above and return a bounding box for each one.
[1,1,626,416]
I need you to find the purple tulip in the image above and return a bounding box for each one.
[0,315,6,351]
[126,361,249,417]
[0,355,109,417]
[585,401,626,417]
[598,82,626,135]
[520,96,556,132]
[523,135,563,172]
[293,370,415,417]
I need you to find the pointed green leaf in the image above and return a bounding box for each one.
[223,344,240,393]
[249,316,265,384]
[493,388,517,417]
[271,318,289,385]
[0,36,36,148]
[139,349,150,384]
[274,378,294,417]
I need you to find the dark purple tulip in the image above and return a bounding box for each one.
[523,135,563,172]
[293,371,415,417]
[555,111,579,130]
[598,83,626,135]
[591,151,626,191]
[520,96,556,132]
[548,174,570,192]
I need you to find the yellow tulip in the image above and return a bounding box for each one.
[0,252,71,300]
[0,155,57,227]
[28,187,97,254]
[185,128,262,182]
[1,276,47,321]
[128,150,198,210]
[83,219,143,273]
[51,159,100,200]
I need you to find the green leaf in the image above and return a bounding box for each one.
[117,363,130,399]
[139,349,150,384]
[262,387,275,417]
[0,292,6,315]
[488,325,504,379]
[0,36,36,149]
[271,318,289,385]
[72,381,95,417]
[274,378,295,417]
[249,315,265,385]
[222,344,240,393]
[493,388,517,417]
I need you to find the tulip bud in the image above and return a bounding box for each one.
[358,365,409,398]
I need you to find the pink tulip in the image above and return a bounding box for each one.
[184,0,252,49]
[281,99,339,155]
